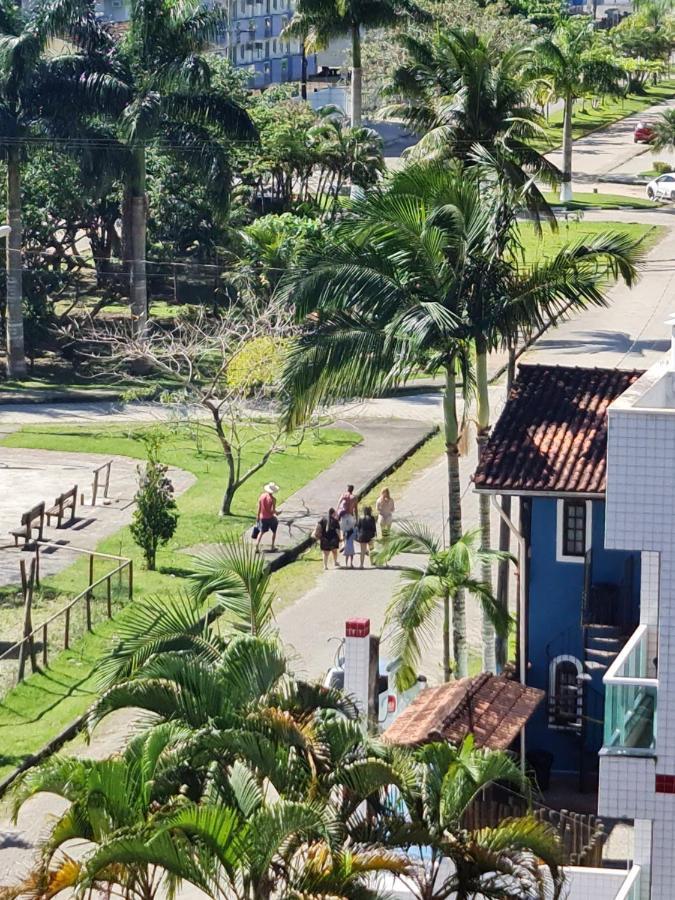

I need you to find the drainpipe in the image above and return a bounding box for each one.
[491,494,528,772]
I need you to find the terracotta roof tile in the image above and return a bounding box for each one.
[382,673,544,751]
[473,364,643,496]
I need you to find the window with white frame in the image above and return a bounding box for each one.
[556,498,591,563]
[549,655,582,728]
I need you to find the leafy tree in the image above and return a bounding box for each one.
[374,526,511,686]
[60,0,255,336]
[0,0,94,378]
[130,432,179,570]
[530,17,626,201]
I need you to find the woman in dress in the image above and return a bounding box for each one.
[356,506,377,569]
[317,507,341,569]
[376,487,395,537]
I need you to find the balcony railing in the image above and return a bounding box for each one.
[603,625,657,756]
[613,864,641,900]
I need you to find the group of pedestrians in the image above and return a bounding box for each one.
[314,485,395,570]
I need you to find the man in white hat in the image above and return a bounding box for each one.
[256,482,280,552]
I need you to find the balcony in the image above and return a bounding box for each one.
[603,625,657,756]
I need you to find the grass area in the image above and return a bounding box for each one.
[0,422,359,780]
[360,431,443,513]
[516,219,664,263]
[543,191,658,210]
[534,79,675,152]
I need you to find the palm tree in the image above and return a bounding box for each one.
[374,526,511,685]
[0,0,94,378]
[380,27,560,205]
[278,164,642,676]
[62,0,254,335]
[648,107,675,152]
[530,17,626,201]
[377,736,564,900]
[284,0,427,127]
[7,723,191,900]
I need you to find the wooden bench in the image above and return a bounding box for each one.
[10,502,45,547]
[46,485,78,528]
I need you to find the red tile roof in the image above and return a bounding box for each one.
[382,673,544,751]
[473,364,643,496]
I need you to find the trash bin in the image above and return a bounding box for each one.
[526,750,554,791]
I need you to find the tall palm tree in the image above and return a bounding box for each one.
[278,164,643,676]
[374,525,511,686]
[284,0,428,127]
[376,736,564,900]
[380,28,560,206]
[0,0,93,378]
[530,17,626,201]
[62,0,254,335]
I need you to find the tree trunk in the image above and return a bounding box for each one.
[444,363,466,678]
[129,147,148,336]
[475,339,495,674]
[350,24,362,127]
[301,39,308,101]
[560,92,573,203]
[495,344,517,671]
[5,146,26,379]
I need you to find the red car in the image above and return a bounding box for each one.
[634,121,655,143]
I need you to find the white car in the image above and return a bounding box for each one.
[646,172,675,201]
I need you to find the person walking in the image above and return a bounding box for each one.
[376,487,395,537]
[356,506,377,569]
[340,511,356,568]
[256,482,279,553]
[315,507,341,569]
[336,484,358,523]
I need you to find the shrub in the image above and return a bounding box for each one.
[653,160,671,174]
[130,433,179,570]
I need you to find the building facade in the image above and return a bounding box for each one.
[96,0,316,88]
[473,365,643,786]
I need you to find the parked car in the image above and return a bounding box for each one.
[324,640,427,731]
[646,172,675,200]
[634,121,655,144]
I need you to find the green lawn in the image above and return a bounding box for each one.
[543,191,658,210]
[516,219,664,264]
[534,79,675,152]
[0,422,359,781]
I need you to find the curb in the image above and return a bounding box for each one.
[0,422,438,797]
[0,389,127,406]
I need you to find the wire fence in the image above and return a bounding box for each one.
[0,543,132,700]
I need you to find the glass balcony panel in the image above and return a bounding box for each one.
[603,625,656,756]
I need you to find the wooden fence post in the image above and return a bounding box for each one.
[17,560,37,681]
[85,553,94,631]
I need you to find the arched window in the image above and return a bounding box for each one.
[549,655,582,729]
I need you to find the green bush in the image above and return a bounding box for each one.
[653,160,671,174]
[130,432,179,570]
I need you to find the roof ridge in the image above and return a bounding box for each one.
[517,362,646,377]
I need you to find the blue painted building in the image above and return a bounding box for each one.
[95,0,316,88]
[474,364,644,786]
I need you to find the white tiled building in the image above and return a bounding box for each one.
[597,325,675,900]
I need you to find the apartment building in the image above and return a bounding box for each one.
[596,321,675,900]
[96,0,315,88]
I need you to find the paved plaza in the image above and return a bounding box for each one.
[0,448,195,588]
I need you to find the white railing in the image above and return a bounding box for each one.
[613,865,641,900]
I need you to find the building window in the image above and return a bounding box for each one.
[556,499,591,563]
[239,44,245,59]
[272,38,277,52]
[549,655,582,729]
[255,41,263,58]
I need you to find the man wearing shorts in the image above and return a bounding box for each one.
[256,482,279,552]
